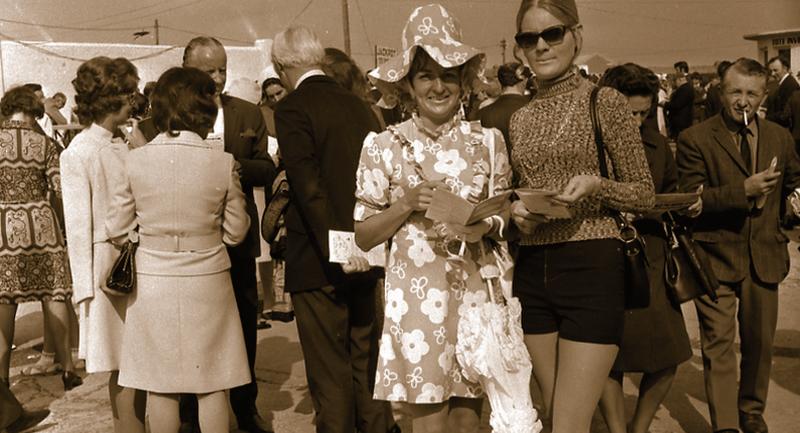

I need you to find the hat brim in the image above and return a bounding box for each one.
[369,44,485,101]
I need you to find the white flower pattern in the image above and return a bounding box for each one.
[401,329,430,364]
[420,288,448,324]
[433,149,467,178]
[385,288,409,323]
[353,119,512,403]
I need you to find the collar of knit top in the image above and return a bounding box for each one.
[535,69,582,99]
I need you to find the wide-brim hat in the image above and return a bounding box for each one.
[369,3,485,101]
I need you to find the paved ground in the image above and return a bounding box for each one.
[9,246,800,432]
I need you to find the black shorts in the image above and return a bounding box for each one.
[513,238,625,345]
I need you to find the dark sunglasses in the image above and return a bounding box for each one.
[515,25,570,49]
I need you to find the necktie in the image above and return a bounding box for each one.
[739,128,752,173]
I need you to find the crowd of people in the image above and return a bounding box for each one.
[2,1,800,433]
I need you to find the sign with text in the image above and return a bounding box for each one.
[375,46,398,68]
[772,36,800,47]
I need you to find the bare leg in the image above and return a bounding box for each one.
[599,371,627,433]
[629,367,677,433]
[405,402,449,433]
[109,370,147,433]
[67,299,79,350]
[448,397,482,433]
[197,391,229,433]
[147,392,180,433]
[40,301,55,355]
[0,303,19,380]
[41,300,74,372]
[524,332,558,420]
[551,339,618,433]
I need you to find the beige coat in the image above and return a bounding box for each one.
[105,131,251,393]
[60,124,129,372]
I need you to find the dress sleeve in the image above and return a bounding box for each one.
[59,149,94,303]
[353,131,394,222]
[595,87,656,212]
[222,158,251,246]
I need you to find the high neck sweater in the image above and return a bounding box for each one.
[509,74,655,246]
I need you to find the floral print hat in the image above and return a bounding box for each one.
[369,3,485,102]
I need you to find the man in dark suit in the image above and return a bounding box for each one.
[138,37,276,433]
[477,62,530,154]
[766,56,799,127]
[676,58,800,433]
[666,72,695,139]
[1,381,49,432]
[786,90,800,153]
[272,25,392,433]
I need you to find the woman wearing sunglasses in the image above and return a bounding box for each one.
[508,1,655,433]
[354,4,513,433]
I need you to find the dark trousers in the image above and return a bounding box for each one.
[291,277,390,433]
[230,256,260,420]
[0,380,23,429]
[694,265,778,432]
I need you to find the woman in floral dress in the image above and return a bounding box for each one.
[353,4,512,433]
[0,86,81,390]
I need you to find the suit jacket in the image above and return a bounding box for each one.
[767,74,800,127]
[785,90,800,141]
[106,131,250,276]
[274,75,381,292]
[666,82,695,138]
[642,126,677,196]
[478,93,530,154]
[140,95,275,259]
[676,114,800,284]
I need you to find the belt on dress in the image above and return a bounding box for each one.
[138,232,222,252]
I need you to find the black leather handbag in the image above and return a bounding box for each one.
[590,87,651,309]
[664,212,720,303]
[105,235,138,296]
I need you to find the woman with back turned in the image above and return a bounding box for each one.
[106,66,251,433]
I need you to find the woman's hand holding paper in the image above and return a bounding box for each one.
[443,220,492,243]
[552,174,602,204]
[401,181,446,212]
[511,200,550,235]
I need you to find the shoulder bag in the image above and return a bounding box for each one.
[589,86,650,309]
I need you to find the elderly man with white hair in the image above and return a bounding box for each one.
[271,24,394,433]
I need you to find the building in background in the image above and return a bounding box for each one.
[744,28,800,69]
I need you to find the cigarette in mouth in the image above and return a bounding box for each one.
[743,107,749,125]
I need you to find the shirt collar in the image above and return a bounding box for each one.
[151,130,210,148]
[779,72,790,85]
[88,123,115,141]
[296,69,326,88]
[722,109,758,137]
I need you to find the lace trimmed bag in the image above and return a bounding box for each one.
[455,129,542,433]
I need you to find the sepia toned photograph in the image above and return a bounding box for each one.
[1,1,799,432]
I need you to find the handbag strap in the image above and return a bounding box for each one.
[589,87,638,239]
[590,86,610,179]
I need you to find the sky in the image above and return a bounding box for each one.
[1,0,798,71]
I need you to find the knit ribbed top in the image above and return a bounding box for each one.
[509,74,655,246]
